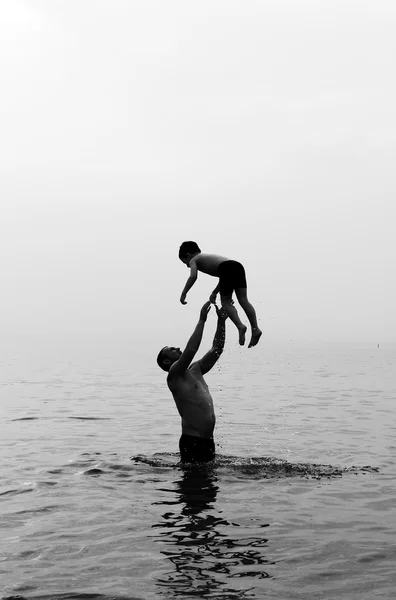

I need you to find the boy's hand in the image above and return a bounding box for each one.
[199,301,211,322]
[215,304,228,321]
[209,292,217,304]
[180,294,187,305]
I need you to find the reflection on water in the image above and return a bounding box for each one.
[152,465,272,599]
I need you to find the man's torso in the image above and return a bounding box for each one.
[167,362,215,437]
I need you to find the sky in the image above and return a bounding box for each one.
[1,0,395,348]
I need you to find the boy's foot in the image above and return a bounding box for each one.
[238,325,247,346]
[248,328,262,348]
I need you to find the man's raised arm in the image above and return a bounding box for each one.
[199,306,227,375]
[168,302,212,377]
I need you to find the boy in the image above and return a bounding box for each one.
[179,241,262,348]
[157,301,227,463]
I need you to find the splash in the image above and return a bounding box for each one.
[132,453,378,480]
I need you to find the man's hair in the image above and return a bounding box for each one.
[179,241,201,260]
[157,347,170,371]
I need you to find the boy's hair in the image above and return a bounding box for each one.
[179,241,201,260]
[157,347,170,372]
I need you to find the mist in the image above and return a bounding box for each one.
[1,0,395,347]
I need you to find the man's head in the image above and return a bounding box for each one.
[156,346,182,372]
[179,241,201,266]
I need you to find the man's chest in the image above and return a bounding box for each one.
[168,373,207,394]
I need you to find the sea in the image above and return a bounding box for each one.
[1,336,395,600]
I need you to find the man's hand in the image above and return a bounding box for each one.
[215,304,228,321]
[199,300,212,322]
[180,294,187,305]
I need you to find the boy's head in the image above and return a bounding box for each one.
[157,346,182,372]
[179,241,201,266]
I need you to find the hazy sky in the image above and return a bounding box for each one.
[1,0,395,347]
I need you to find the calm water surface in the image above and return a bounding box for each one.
[1,338,395,600]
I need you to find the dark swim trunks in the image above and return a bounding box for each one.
[218,260,247,296]
[179,434,215,463]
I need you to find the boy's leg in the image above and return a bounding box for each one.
[220,294,247,346]
[235,288,262,348]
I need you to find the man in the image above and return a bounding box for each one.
[156,301,227,463]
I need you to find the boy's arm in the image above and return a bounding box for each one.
[199,306,227,375]
[168,302,212,378]
[209,283,220,304]
[180,262,198,304]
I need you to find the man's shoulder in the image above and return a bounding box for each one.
[167,364,187,384]
[167,362,199,384]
